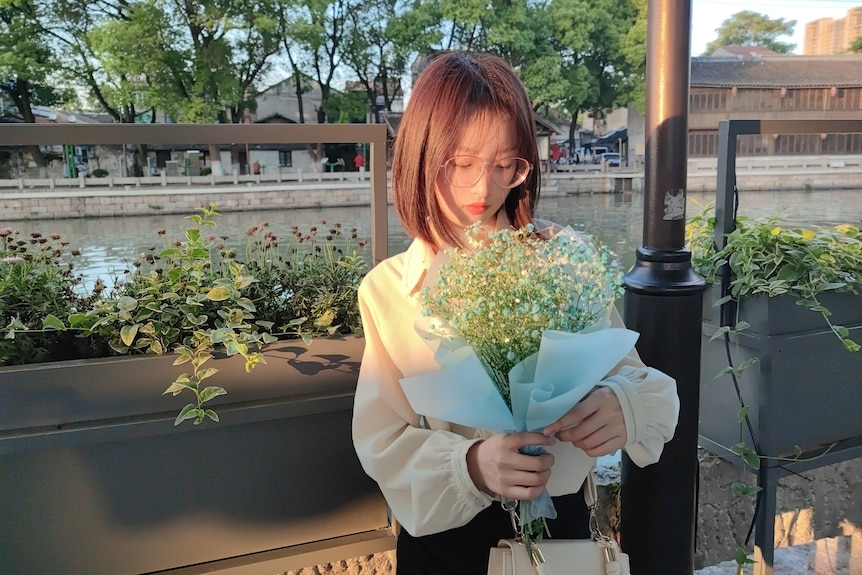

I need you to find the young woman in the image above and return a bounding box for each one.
[352,51,679,574]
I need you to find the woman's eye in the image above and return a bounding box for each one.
[496,160,514,169]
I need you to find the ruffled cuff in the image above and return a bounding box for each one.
[451,438,496,508]
[599,365,679,468]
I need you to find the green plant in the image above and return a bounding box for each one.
[238,221,367,342]
[687,205,862,351]
[91,168,109,178]
[0,204,369,425]
[199,166,212,176]
[687,205,861,569]
[1,228,106,365]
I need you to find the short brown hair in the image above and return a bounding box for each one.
[392,51,541,248]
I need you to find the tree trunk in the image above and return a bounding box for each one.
[569,111,579,154]
[7,80,48,173]
[209,144,225,176]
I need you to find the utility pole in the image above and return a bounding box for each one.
[620,1,706,574]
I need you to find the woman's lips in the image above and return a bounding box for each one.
[464,203,490,215]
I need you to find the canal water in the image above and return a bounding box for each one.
[4,188,860,289]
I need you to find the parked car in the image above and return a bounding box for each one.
[598,152,622,167]
[590,147,609,162]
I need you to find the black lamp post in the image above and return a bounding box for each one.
[620,1,706,574]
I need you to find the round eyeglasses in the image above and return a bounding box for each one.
[439,155,532,189]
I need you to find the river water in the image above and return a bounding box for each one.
[4,188,860,288]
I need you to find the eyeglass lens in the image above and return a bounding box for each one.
[443,156,531,188]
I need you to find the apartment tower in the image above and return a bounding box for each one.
[804,5,862,55]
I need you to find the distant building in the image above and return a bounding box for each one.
[688,54,862,157]
[253,76,324,124]
[710,46,780,59]
[803,5,862,55]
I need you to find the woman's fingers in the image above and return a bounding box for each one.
[543,387,627,457]
[467,432,556,499]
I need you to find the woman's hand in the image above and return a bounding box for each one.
[543,386,627,457]
[466,432,555,500]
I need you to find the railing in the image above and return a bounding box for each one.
[0,123,390,265]
[714,119,862,255]
[708,117,862,575]
[0,168,376,190]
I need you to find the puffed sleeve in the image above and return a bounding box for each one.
[599,307,680,467]
[351,270,495,537]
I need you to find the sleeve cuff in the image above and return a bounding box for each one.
[451,438,495,508]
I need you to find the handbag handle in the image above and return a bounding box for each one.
[503,468,610,542]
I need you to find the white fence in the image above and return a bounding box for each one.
[688,154,862,172]
[0,168,372,191]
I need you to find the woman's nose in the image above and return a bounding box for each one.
[472,169,494,195]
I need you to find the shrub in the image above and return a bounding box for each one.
[0,204,370,424]
[91,168,109,178]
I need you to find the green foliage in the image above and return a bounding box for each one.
[549,0,644,144]
[239,220,367,343]
[91,168,109,178]
[702,10,796,55]
[688,204,858,566]
[12,0,647,140]
[687,205,862,351]
[0,204,369,425]
[851,36,862,54]
[199,166,212,176]
[0,227,105,365]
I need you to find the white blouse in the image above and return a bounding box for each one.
[351,222,680,537]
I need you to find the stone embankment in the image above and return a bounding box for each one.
[1,155,861,221]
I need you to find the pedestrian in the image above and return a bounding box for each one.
[351,51,679,575]
[354,152,365,172]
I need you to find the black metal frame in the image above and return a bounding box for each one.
[709,118,862,575]
[0,123,390,266]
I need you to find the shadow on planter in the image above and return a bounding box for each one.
[0,335,394,575]
[699,287,862,575]
[699,287,862,460]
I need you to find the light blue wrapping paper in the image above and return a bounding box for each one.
[399,327,639,523]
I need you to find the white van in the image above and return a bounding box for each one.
[591,146,609,163]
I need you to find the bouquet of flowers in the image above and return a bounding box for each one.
[399,222,639,568]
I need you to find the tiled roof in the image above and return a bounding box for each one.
[691,56,862,89]
[710,46,780,58]
[380,112,563,137]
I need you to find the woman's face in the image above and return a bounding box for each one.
[434,111,521,232]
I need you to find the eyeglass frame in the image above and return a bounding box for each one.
[437,155,533,189]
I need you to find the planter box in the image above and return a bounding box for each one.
[0,335,392,575]
[699,288,862,460]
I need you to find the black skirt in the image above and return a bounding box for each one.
[395,488,591,575]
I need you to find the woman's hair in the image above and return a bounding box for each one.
[391,51,541,248]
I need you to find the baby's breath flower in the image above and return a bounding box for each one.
[421,222,624,407]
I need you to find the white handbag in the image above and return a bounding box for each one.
[487,472,631,575]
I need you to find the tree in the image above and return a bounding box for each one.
[550,0,643,150]
[850,36,862,53]
[279,0,350,125]
[703,10,795,55]
[0,0,73,170]
[47,0,280,175]
[341,0,439,122]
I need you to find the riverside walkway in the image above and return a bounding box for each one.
[2,155,861,222]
